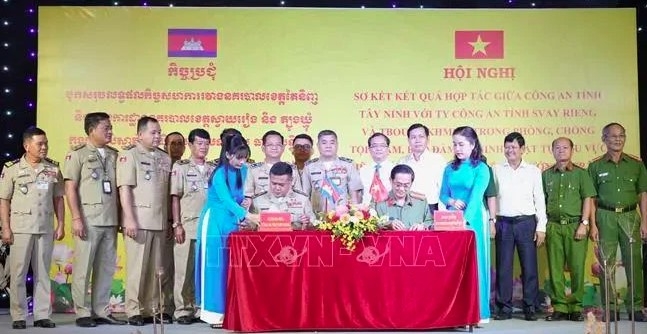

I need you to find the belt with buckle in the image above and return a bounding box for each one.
[550,216,581,225]
[598,203,637,213]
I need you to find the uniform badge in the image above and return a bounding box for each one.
[145,171,151,180]
[119,156,127,162]
[91,170,99,179]
[191,182,198,191]
[19,184,28,194]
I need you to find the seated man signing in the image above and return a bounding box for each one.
[372,164,432,231]
[250,162,316,230]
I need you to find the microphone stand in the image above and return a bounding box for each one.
[619,220,638,334]
[157,268,166,334]
[597,242,616,334]
[151,302,158,334]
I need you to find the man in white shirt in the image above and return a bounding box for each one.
[398,123,447,212]
[359,133,395,206]
[492,132,547,322]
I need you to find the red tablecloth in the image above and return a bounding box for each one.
[224,231,479,332]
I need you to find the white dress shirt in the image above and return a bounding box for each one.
[493,160,548,232]
[359,160,395,205]
[398,149,447,206]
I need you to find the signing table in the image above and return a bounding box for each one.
[224,231,479,332]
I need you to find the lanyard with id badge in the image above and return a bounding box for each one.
[92,153,112,194]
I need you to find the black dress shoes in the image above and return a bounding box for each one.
[75,317,97,327]
[545,311,568,321]
[569,312,584,321]
[630,311,646,322]
[494,312,512,320]
[12,321,26,329]
[128,315,145,326]
[524,312,538,321]
[95,315,127,325]
[601,311,620,322]
[34,319,56,328]
[176,316,193,325]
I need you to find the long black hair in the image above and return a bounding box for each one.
[209,134,250,190]
[451,126,486,170]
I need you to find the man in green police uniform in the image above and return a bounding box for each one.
[543,137,596,322]
[588,123,647,322]
[372,164,431,230]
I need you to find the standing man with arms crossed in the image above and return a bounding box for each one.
[542,137,596,322]
[588,123,647,322]
[0,127,65,329]
[64,112,126,327]
[170,129,214,324]
[117,116,172,326]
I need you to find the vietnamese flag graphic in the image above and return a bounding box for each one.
[454,30,504,59]
[168,28,217,58]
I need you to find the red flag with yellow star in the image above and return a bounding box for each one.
[454,30,504,59]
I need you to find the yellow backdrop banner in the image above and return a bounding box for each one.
[37,7,638,312]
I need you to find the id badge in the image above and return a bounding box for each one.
[103,180,112,194]
[331,177,342,186]
[36,181,49,190]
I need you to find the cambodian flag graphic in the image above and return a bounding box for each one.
[167,28,217,58]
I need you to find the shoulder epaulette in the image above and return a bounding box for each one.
[212,158,220,165]
[177,159,190,165]
[106,145,119,153]
[251,191,267,199]
[122,144,136,150]
[293,188,308,196]
[573,164,585,170]
[247,158,256,163]
[626,153,642,162]
[589,155,605,164]
[409,191,426,201]
[206,160,216,167]
[250,162,263,168]
[44,157,59,166]
[156,147,168,154]
[305,158,319,166]
[339,156,354,163]
[71,143,86,151]
[4,158,20,167]
[543,164,556,172]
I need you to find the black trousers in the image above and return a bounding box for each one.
[495,215,539,314]
[644,242,647,307]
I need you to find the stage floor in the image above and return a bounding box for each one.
[0,311,646,333]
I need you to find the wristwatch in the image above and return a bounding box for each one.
[172,222,182,228]
[580,219,589,226]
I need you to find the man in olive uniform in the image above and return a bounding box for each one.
[63,112,126,327]
[372,164,431,230]
[245,131,302,204]
[302,130,363,213]
[0,127,65,330]
[250,162,315,230]
[484,165,498,238]
[542,137,596,322]
[117,117,172,326]
[159,131,186,322]
[169,129,214,324]
[588,122,647,322]
[290,134,314,192]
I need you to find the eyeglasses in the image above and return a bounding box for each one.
[393,182,411,189]
[293,144,312,151]
[264,144,284,148]
[369,144,388,149]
